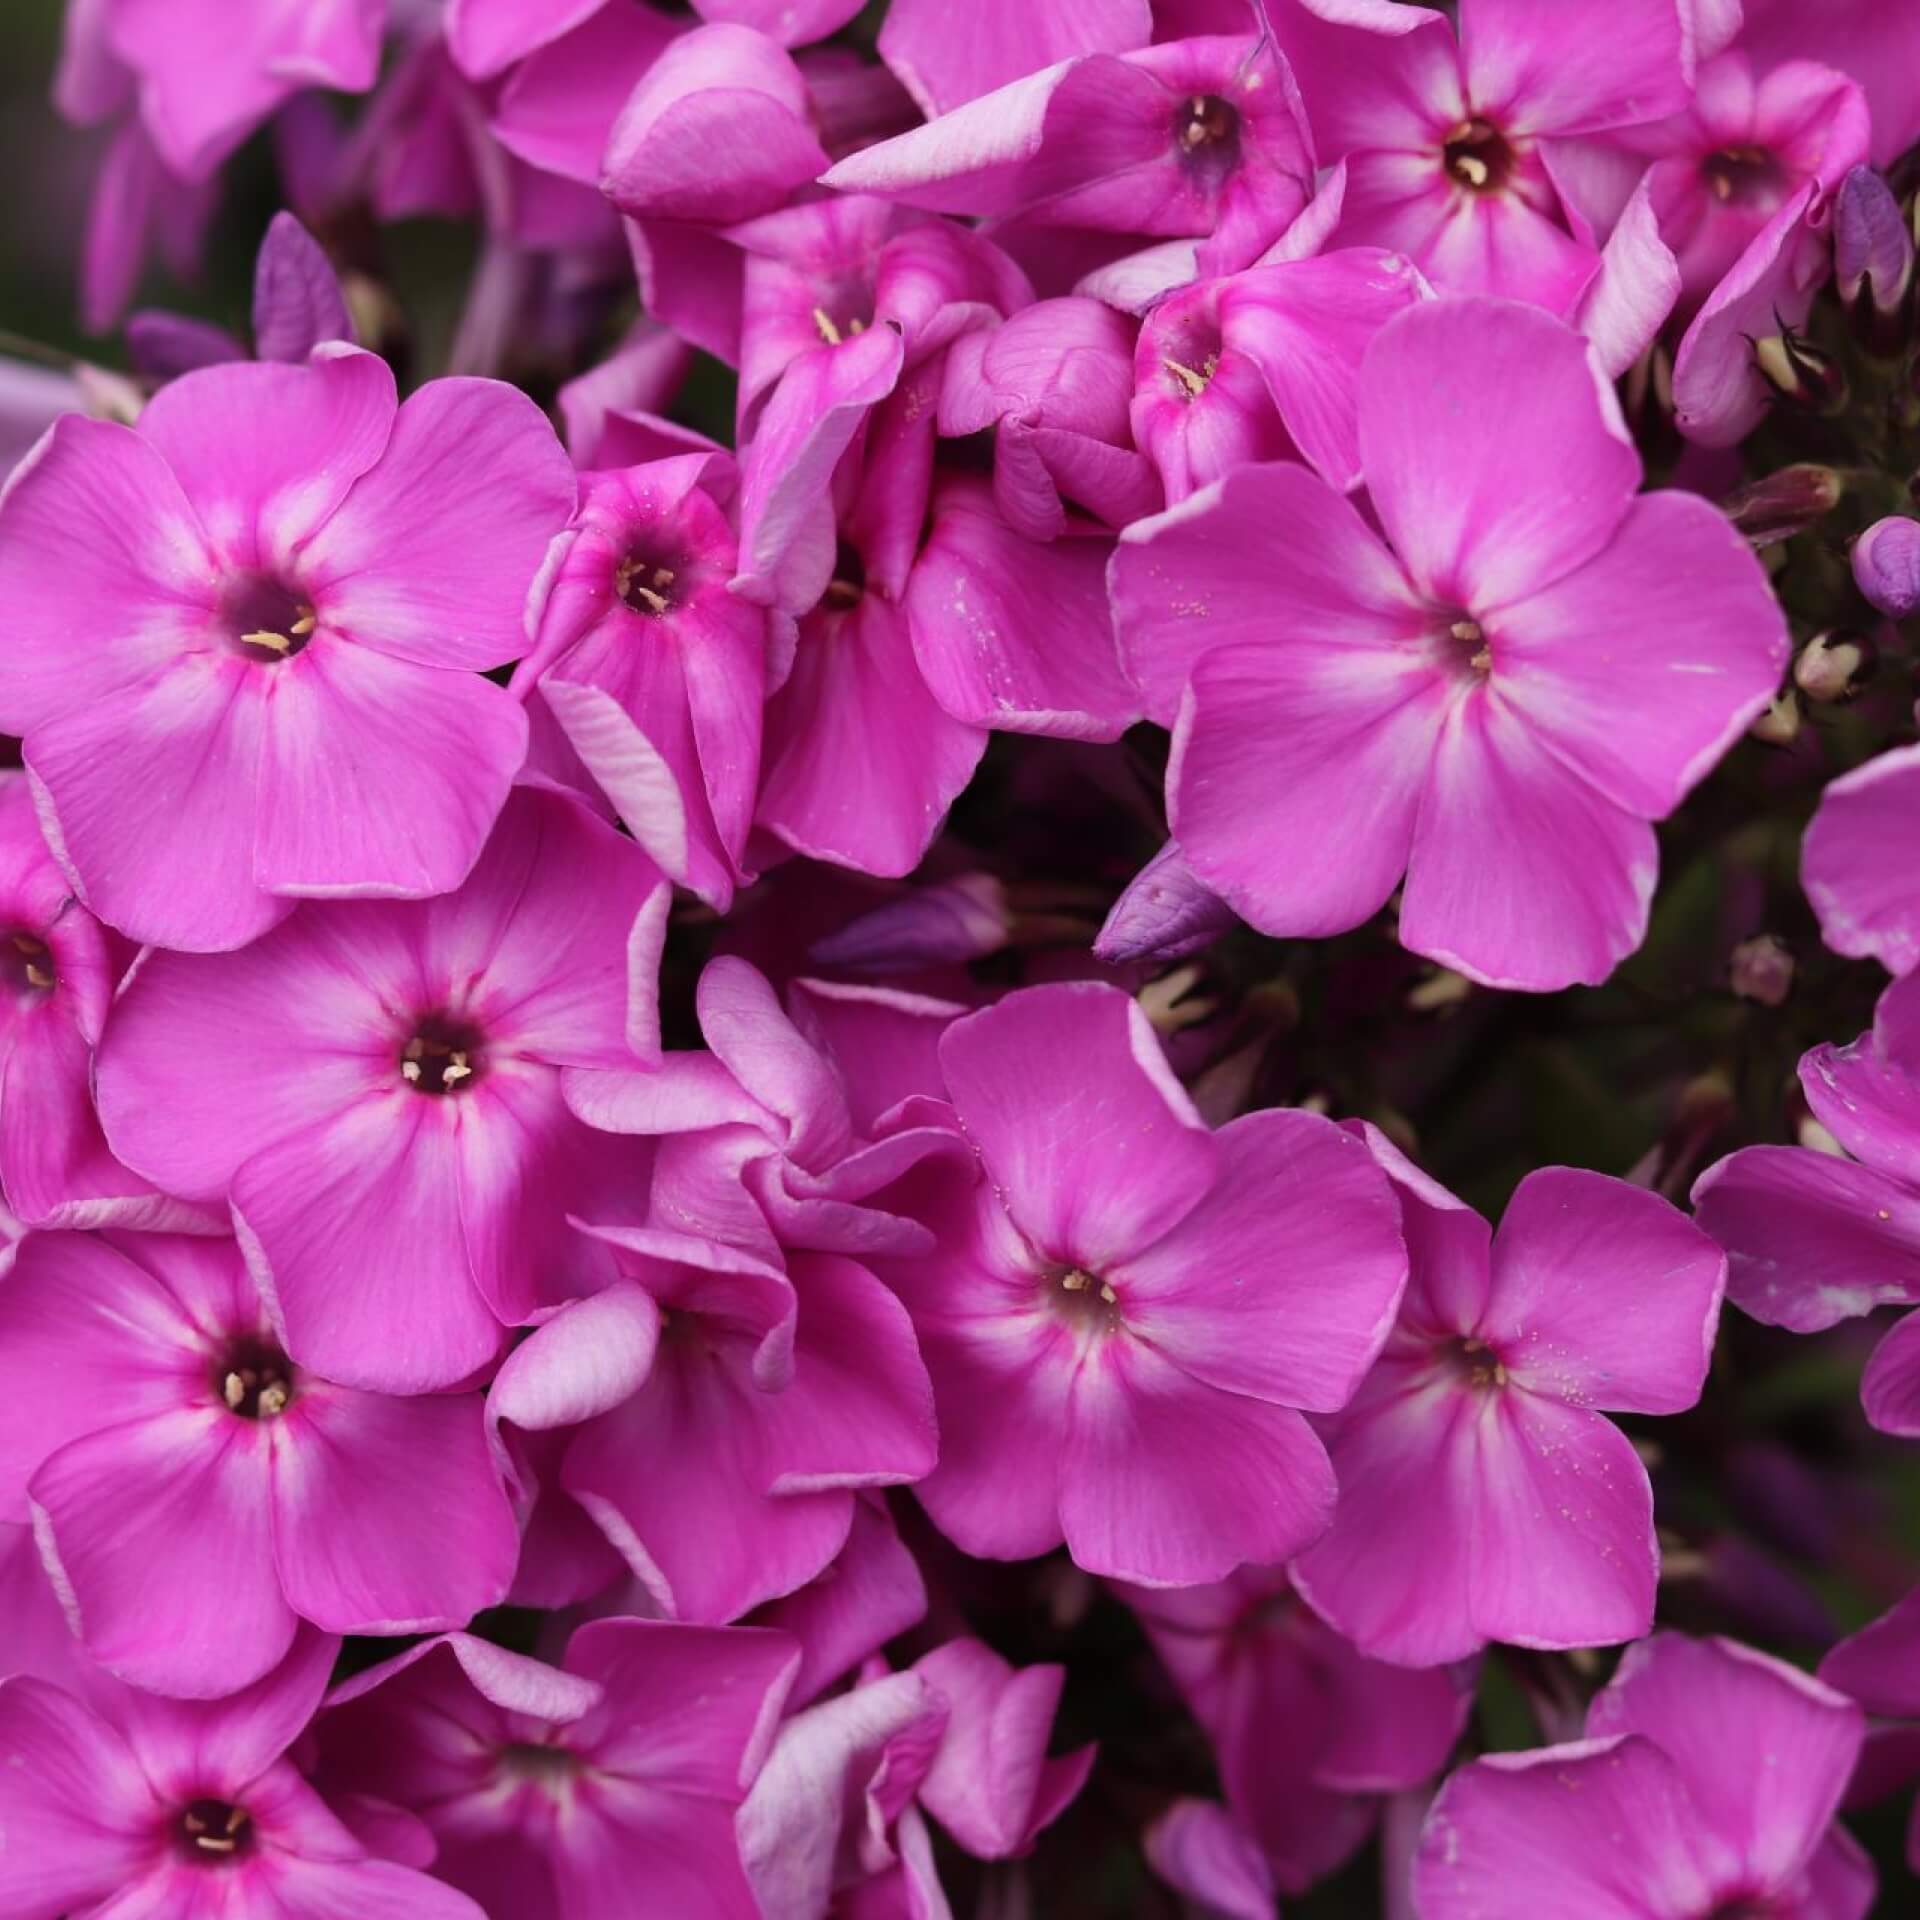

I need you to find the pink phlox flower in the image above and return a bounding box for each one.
[0,1628,488,1920]
[484,1222,938,1624]
[93,785,668,1396]
[565,954,969,1264]
[318,1619,800,1918]
[0,345,578,949]
[1262,0,1693,305]
[938,295,1162,540]
[0,1230,518,1700]
[1414,1634,1875,1920]
[1290,1128,1726,1666]
[866,978,1408,1586]
[1119,1566,1473,1890]
[521,449,775,910]
[1128,244,1429,501]
[825,32,1318,282]
[1111,296,1789,990]
[1601,50,1869,316]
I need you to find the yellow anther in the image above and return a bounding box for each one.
[1164,357,1212,399]
[257,1381,290,1417]
[289,608,317,636]
[241,629,291,655]
[813,307,843,346]
[223,1371,246,1410]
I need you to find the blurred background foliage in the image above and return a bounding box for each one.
[1,0,1916,1911]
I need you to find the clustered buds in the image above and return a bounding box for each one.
[0,2,1916,1917]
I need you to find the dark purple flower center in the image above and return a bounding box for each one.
[1442,117,1515,194]
[1445,1335,1508,1390]
[1703,1899,1781,1920]
[1175,93,1241,184]
[216,1336,295,1419]
[1701,145,1783,206]
[1440,612,1494,678]
[176,1797,255,1864]
[401,1015,485,1095]
[1047,1264,1124,1331]
[3,929,54,1000]
[616,547,683,618]
[500,1741,583,1788]
[222,573,315,664]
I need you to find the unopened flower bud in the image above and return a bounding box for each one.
[809,872,1012,972]
[1751,329,1848,413]
[1792,627,1876,703]
[1729,934,1794,1006]
[1748,688,1803,746]
[1094,842,1239,965]
[1835,165,1915,353]
[1719,464,1843,546]
[1852,514,1920,617]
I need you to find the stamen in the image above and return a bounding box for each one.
[400,1017,485,1095]
[1164,355,1216,399]
[1061,1270,1093,1291]
[289,608,317,636]
[240,629,291,655]
[177,1797,255,1865]
[813,306,843,346]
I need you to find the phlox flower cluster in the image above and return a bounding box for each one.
[2,0,1920,1913]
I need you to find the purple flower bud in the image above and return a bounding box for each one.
[1834,165,1914,351]
[1852,514,1920,617]
[1792,628,1877,703]
[808,873,1013,973]
[1094,842,1239,965]
[1719,463,1843,546]
[1729,934,1795,1007]
[251,212,354,364]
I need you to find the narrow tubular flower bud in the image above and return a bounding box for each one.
[1835,166,1914,352]
[1719,465,1843,546]
[1793,629,1876,704]
[1748,689,1804,746]
[1730,935,1795,1007]
[1852,515,1920,618]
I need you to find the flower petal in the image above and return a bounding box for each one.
[1358,297,1638,612]
[1485,1167,1726,1415]
[254,638,528,901]
[1586,1635,1865,1894]
[1400,690,1657,991]
[1116,1108,1406,1412]
[270,1386,518,1635]
[32,1411,293,1698]
[1490,493,1788,820]
[299,379,577,672]
[938,980,1218,1269]
[27,656,280,952]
